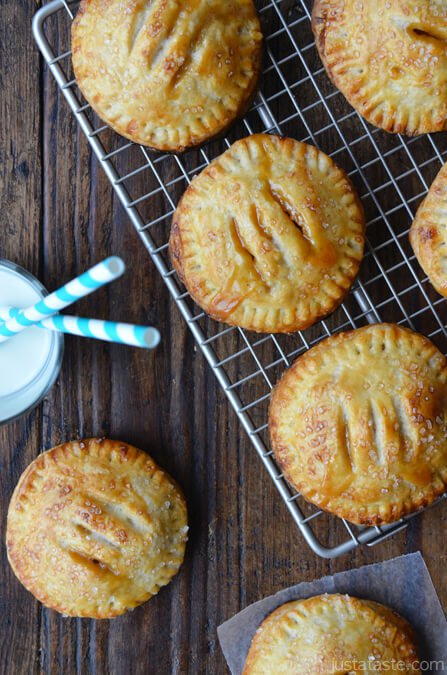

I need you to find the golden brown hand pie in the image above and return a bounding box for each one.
[6,438,188,618]
[71,0,262,152]
[243,594,420,674]
[170,134,365,333]
[312,0,447,135]
[410,161,447,296]
[269,323,447,525]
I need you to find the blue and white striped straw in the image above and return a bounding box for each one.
[40,315,160,349]
[0,309,160,350]
[0,257,125,343]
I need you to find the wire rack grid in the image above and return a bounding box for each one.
[33,0,447,558]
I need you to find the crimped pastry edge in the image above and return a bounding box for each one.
[311,0,447,136]
[410,162,447,298]
[71,0,263,153]
[242,594,420,674]
[269,323,447,525]
[6,438,188,618]
[170,133,365,333]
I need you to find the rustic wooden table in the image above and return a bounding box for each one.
[1,1,446,673]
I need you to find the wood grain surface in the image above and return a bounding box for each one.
[1,1,446,673]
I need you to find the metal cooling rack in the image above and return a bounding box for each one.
[33,0,447,558]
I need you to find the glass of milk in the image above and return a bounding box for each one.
[0,259,64,424]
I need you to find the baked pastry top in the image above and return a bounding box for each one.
[312,0,447,135]
[410,161,447,297]
[269,323,447,525]
[6,439,188,618]
[243,594,420,674]
[71,0,262,152]
[170,134,365,333]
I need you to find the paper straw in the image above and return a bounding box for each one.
[0,308,159,349]
[0,257,125,342]
[41,315,160,349]
[0,307,14,321]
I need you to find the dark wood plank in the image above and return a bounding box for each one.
[0,1,446,674]
[0,0,44,672]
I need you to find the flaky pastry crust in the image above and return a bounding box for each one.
[71,0,262,152]
[312,0,447,135]
[243,594,420,674]
[269,324,447,525]
[170,134,365,333]
[6,438,188,618]
[410,161,447,296]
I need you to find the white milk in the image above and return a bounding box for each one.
[0,261,63,423]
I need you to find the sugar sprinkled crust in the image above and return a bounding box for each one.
[269,323,447,525]
[312,0,447,135]
[71,0,262,152]
[170,133,365,333]
[243,594,420,674]
[6,438,188,618]
[410,161,447,296]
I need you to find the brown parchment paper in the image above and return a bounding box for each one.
[217,552,447,674]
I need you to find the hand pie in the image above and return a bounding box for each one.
[269,323,447,525]
[410,161,447,296]
[243,594,420,674]
[71,0,262,152]
[6,438,188,618]
[170,134,365,333]
[312,0,447,135]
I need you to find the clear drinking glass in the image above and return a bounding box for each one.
[0,259,64,424]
